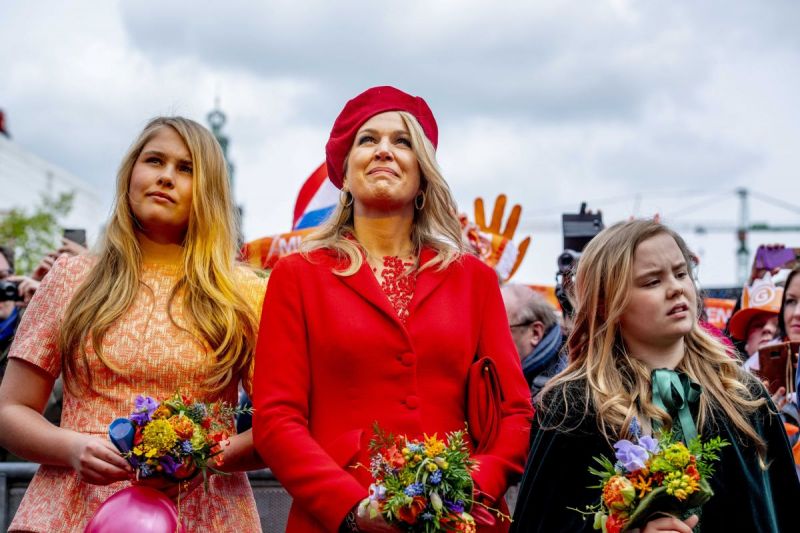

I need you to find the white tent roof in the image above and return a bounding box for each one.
[0,134,108,246]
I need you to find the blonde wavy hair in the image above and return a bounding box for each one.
[60,116,259,396]
[302,111,464,275]
[542,219,766,456]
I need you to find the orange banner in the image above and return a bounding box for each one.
[703,297,736,331]
[241,229,314,270]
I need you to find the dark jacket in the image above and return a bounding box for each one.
[511,379,800,533]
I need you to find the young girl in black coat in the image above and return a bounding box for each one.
[512,220,799,533]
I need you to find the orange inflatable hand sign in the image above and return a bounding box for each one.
[464,194,531,282]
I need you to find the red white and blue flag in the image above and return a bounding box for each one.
[292,163,339,230]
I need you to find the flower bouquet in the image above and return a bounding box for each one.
[572,421,728,533]
[357,424,499,532]
[109,392,251,488]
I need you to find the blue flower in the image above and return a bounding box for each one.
[444,498,465,513]
[638,435,660,454]
[614,439,649,472]
[429,470,442,485]
[130,395,158,425]
[180,440,193,453]
[629,416,642,440]
[139,464,154,478]
[407,443,424,454]
[421,512,435,521]
[404,482,424,497]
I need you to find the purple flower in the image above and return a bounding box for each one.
[159,455,180,476]
[130,395,159,425]
[614,439,649,472]
[638,435,660,454]
[444,499,465,513]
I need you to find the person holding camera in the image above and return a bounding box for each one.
[0,245,23,379]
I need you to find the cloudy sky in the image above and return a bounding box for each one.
[2,0,799,286]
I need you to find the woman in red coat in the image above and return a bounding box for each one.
[253,86,532,532]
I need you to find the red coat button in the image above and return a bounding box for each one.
[400,353,416,366]
[405,395,420,409]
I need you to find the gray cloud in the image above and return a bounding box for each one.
[3,0,800,285]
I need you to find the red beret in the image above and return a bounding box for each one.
[325,86,438,189]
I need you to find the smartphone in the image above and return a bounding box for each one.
[63,228,87,247]
[757,341,799,394]
[754,246,797,271]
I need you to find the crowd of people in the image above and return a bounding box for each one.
[0,86,798,532]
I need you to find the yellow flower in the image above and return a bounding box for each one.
[663,442,691,469]
[190,423,206,451]
[142,419,178,455]
[434,457,449,470]
[664,471,699,501]
[426,462,439,472]
[424,434,446,458]
[151,405,173,420]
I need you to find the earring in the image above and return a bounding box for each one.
[340,189,354,208]
[414,190,426,210]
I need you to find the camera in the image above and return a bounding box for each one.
[555,203,604,316]
[0,279,22,302]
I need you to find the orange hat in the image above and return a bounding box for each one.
[728,276,783,340]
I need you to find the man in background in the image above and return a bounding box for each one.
[501,283,565,399]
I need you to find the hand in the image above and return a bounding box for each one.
[58,238,88,257]
[354,511,404,533]
[31,253,57,281]
[68,434,133,485]
[7,275,40,306]
[771,386,788,410]
[637,514,699,533]
[472,194,531,281]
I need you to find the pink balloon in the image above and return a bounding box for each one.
[84,486,186,533]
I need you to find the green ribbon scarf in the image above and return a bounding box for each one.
[651,368,702,443]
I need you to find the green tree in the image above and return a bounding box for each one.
[0,191,74,274]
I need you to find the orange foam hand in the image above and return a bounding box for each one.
[466,194,531,282]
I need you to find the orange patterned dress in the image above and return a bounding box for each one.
[8,255,267,533]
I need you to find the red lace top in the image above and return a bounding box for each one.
[374,256,416,324]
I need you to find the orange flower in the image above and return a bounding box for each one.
[631,473,654,498]
[686,464,700,481]
[605,513,626,533]
[168,415,194,439]
[396,496,427,524]
[386,445,406,469]
[602,475,635,511]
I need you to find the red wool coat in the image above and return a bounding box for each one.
[252,248,533,532]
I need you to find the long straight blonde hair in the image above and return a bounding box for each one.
[302,111,464,275]
[542,220,766,455]
[60,117,259,395]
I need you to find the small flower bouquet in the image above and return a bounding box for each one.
[109,393,251,487]
[573,422,728,533]
[357,424,496,532]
